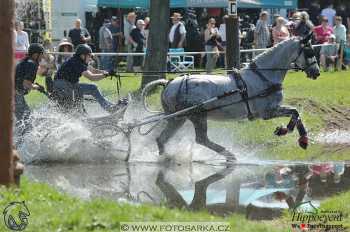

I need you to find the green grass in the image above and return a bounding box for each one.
[0,178,284,232]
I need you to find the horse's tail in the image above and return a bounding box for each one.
[141,79,169,113]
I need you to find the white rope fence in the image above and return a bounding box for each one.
[48,44,334,57]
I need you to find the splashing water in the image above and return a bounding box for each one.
[16,98,252,164]
[16,104,129,164]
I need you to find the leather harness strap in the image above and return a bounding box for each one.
[230,69,254,120]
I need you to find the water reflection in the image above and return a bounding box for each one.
[25,161,350,220]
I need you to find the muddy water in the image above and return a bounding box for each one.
[25,161,350,220]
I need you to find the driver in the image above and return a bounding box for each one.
[14,43,46,138]
[52,44,125,113]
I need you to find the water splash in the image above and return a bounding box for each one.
[16,104,128,164]
[16,98,252,164]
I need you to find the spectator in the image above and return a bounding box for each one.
[130,19,146,72]
[218,15,228,67]
[314,16,333,65]
[320,34,338,71]
[334,16,347,44]
[169,12,186,48]
[321,3,336,26]
[272,16,290,45]
[308,0,321,26]
[99,19,114,71]
[109,16,122,52]
[204,18,220,74]
[272,14,281,27]
[124,12,136,72]
[336,4,349,30]
[56,39,73,69]
[314,16,333,44]
[68,19,91,48]
[254,11,270,50]
[15,21,29,52]
[144,17,150,45]
[290,11,314,37]
[241,15,255,63]
[109,16,122,69]
[342,34,350,68]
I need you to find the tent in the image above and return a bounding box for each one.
[97,0,297,9]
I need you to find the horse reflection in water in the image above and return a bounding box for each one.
[142,34,320,161]
[26,162,350,220]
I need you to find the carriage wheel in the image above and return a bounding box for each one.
[92,124,131,159]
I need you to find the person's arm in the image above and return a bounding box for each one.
[82,69,107,81]
[24,32,30,50]
[178,23,186,48]
[129,29,138,48]
[22,63,42,91]
[103,30,113,49]
[22,80,42,91]
[88,65,107,74]
[84,28,91,43]
[254,21,261,46]
[68,29,73,43]
[204,28,210,42]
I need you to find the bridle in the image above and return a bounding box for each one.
[293,42,318,73]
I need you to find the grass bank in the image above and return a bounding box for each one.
[0,178,349,231]
[0,178,282,232]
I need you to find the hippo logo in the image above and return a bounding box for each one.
[3,201,30,231]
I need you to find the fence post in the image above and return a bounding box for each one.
[226,14,240,70]
[0,0,16,186]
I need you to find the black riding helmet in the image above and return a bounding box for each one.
[75,44,92,56]
[28,43,45,56]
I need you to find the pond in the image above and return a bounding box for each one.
[25,160,350,220]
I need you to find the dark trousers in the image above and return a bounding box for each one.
[14,92,32,144]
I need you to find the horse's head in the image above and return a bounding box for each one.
[294,33,320,80]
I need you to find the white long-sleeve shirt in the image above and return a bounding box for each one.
[16,30,29,51]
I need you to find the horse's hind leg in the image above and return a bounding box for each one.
[156,118,186,156]
[189,113,236,161]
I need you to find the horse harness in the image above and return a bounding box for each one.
[171,42,318,119]
[172,69,282,119]
[224,43,316,120]
[227,65,282,120]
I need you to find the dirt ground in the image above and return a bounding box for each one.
[288,98,350,155]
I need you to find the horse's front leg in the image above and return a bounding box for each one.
[265,106,308,149]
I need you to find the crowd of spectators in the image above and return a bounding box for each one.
[14,2,350,73]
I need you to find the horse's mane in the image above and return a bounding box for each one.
[252,38,297,63]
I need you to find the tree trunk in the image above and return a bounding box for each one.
[141,0,170,88]
[0,0,15,186]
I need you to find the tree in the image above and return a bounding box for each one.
[141,0,170,88]
[0,0,16,186]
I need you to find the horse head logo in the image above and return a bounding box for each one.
[3,201,30,231]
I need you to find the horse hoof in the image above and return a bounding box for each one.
[274,126,288,136]
[298,136,308,149]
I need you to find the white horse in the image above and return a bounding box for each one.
[142,34,320,161]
